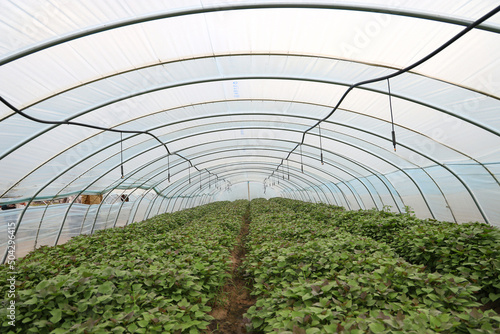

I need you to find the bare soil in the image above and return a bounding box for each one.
[206,207,258,333]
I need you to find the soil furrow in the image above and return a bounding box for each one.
[207,206,256,333]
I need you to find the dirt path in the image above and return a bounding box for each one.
[207,206,257,333]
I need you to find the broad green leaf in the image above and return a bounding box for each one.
[137,320,149,327]
[78,302,88,312]
[368,322,385,333]
[36,280,50,292]
[24,297,38,305]
[252,318,264,328]
[429,316,441,327]
[127,323,138,333]
[489,293,500,302]
[49,309,62,323]
[193,262,205,270]
[51,329,68,334]
[97,281,115,294]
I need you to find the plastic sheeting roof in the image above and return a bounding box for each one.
[1,0,500,259]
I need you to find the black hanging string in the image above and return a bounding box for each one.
[300,144,304,173]
[188,163,191,184]
[318,123,324,165]
[199,170,202,190]
[167,154,171,182]
[120,133,124,179]
[209,173,211,188]
[387,79,397,151]
[281,160,285,180]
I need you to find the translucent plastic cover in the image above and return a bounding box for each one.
[1,0,499,260]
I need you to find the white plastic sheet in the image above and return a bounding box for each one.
[1,1,500,262]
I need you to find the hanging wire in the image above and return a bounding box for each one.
[167,154,171,182]
[261,4,500,183]
[188,162,191,184]
[300,144,304,173]
[0,97,230,186]
[387,79,397,151]
[120,132,124,179]
[318,123,324,165]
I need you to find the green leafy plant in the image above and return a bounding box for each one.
[0,200,248,333]
[242,198,500,333]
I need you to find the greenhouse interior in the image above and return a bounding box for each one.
[1,1,500,333]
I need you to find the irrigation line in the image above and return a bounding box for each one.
[0,96,224,183]
[272,4,500,171]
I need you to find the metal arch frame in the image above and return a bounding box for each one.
[66,130,401,230]
[1,114,440,222]
[93,152,332,230]
[0,106,405,204]
[135,147,337,215]
[3,125,354,237]
[200,164,336,204]
[1,4,498,262]
[164,147,366,210]
[4,85,496,216]
[166,155,343,208]
[140,163,331,222]
[2,75,497,215]
[67,124,441,219]
[147,124,435,215]
[0,120,426,260]
[96,157,332,228]
[25,130,395,257]
[160,166,317,215]
[151,101,491,222]
[178,165,330,210]
[21,138,347,257]
[3,55,500,166]
[154,143,367,207]
[0,116,462,264]
[2,95,496,254]
[3,73,498,165]
[0,98,476,200]
[146,118,454,217]
[4,104,483,225]
[2,2,499,67]
[2,108,495,226]
[109,148,348,226]
[7,53,499,120]
[3,68,498,210]
[0,6,497,197]
[38,122,399,216]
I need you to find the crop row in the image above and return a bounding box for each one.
[242,198,500,333]
[0,200,248,334]
[271,198,500,305]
